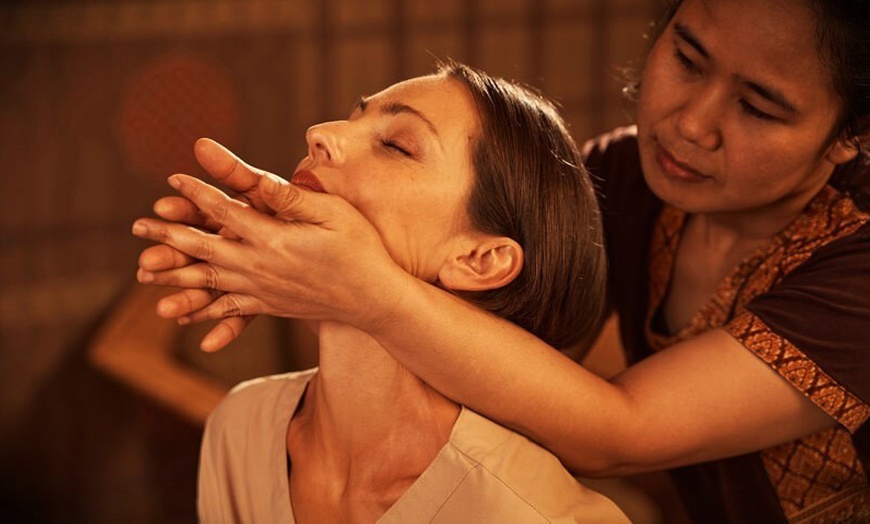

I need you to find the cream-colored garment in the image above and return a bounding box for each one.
[197,369,630,523]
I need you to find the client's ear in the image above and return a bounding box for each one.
[438,236,524,292]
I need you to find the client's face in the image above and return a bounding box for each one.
[291,75,480,280]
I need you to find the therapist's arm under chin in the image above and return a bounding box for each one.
[361,282,837,475]
[144,182,837,475]
[134,151,836,473]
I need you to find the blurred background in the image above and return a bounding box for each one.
[0,0,664,522]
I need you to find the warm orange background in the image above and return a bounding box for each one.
[0,0,659,521]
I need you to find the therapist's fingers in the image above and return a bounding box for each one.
[154,194,244,240]
[155,288,221,318]
[199,316,255,352]
[153,196,194,222]
[260,173,343,224]
[194,138,272,211]
[132,217,245,268]
[181,293,263,324]
[167,174,280,242]
[153,196,216,229]
[136,262,248,293]
[138,244,197,272]
[260,174,302,219]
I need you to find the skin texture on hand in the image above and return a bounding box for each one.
[136,138,272,350]
[133,139,410,351]
[134,166,409,352]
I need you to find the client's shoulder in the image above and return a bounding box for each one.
[445,408,631,523]
[226,368,318,399]
[450,407,570,478]
[206,368,317,436]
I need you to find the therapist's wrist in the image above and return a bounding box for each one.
[355,262,422,336]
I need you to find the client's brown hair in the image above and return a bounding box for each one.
[441,61,607,349]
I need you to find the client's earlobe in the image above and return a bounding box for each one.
[439,237,523,292]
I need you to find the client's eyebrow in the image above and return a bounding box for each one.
[381,101,441,139]
[356,96,442,140]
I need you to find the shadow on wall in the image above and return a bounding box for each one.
[0,281,316,524]
[0,295,201,524]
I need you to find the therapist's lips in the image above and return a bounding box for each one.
[290,170,328,193]
[656,145,711,183]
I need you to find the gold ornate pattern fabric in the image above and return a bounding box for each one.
[762,427,869,523]
[729,313,870,433]
[644,185,870,522]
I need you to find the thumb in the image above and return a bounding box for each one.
[194,138,263,197]
[262,174,324,223]
[194,138,236,178]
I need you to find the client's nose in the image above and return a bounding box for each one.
[305,121,347,167]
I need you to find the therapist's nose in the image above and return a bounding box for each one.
[305,121,347,167]
[676,84,724,152]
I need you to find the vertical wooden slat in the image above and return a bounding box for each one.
[528,0,544,83]
[316,0,334,122]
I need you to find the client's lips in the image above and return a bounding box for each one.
[290,170,328,194]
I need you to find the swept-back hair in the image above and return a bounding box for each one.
[441,61,607,349]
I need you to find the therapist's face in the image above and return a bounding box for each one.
[636,0,855,216]
[291,75,480,280]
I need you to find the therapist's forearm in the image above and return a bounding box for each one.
[365,273,634,474]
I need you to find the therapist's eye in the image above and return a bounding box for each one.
[739,100,777,121]
[674,49,699,75]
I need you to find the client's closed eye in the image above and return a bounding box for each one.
[381,139,412,157]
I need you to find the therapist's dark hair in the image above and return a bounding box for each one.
[440,61,607,350]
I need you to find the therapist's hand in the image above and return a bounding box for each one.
[133,173,409,351]
[137,138,283,349]
[141,138,283,241]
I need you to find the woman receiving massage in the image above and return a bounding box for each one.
[133,62,630,522]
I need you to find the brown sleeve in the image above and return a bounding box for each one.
[727,311,870,433]
[725,224,870,432]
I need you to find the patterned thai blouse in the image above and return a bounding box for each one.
[584,126,870,523]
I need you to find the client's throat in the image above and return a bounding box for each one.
[286,322,460,521]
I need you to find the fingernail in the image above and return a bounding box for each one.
[177,316,191,326]
[137,269,154,283]
[168,175,181,189]
[132,221,147,236]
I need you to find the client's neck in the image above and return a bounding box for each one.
[307,321,458,449]
[287,321,459,521]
